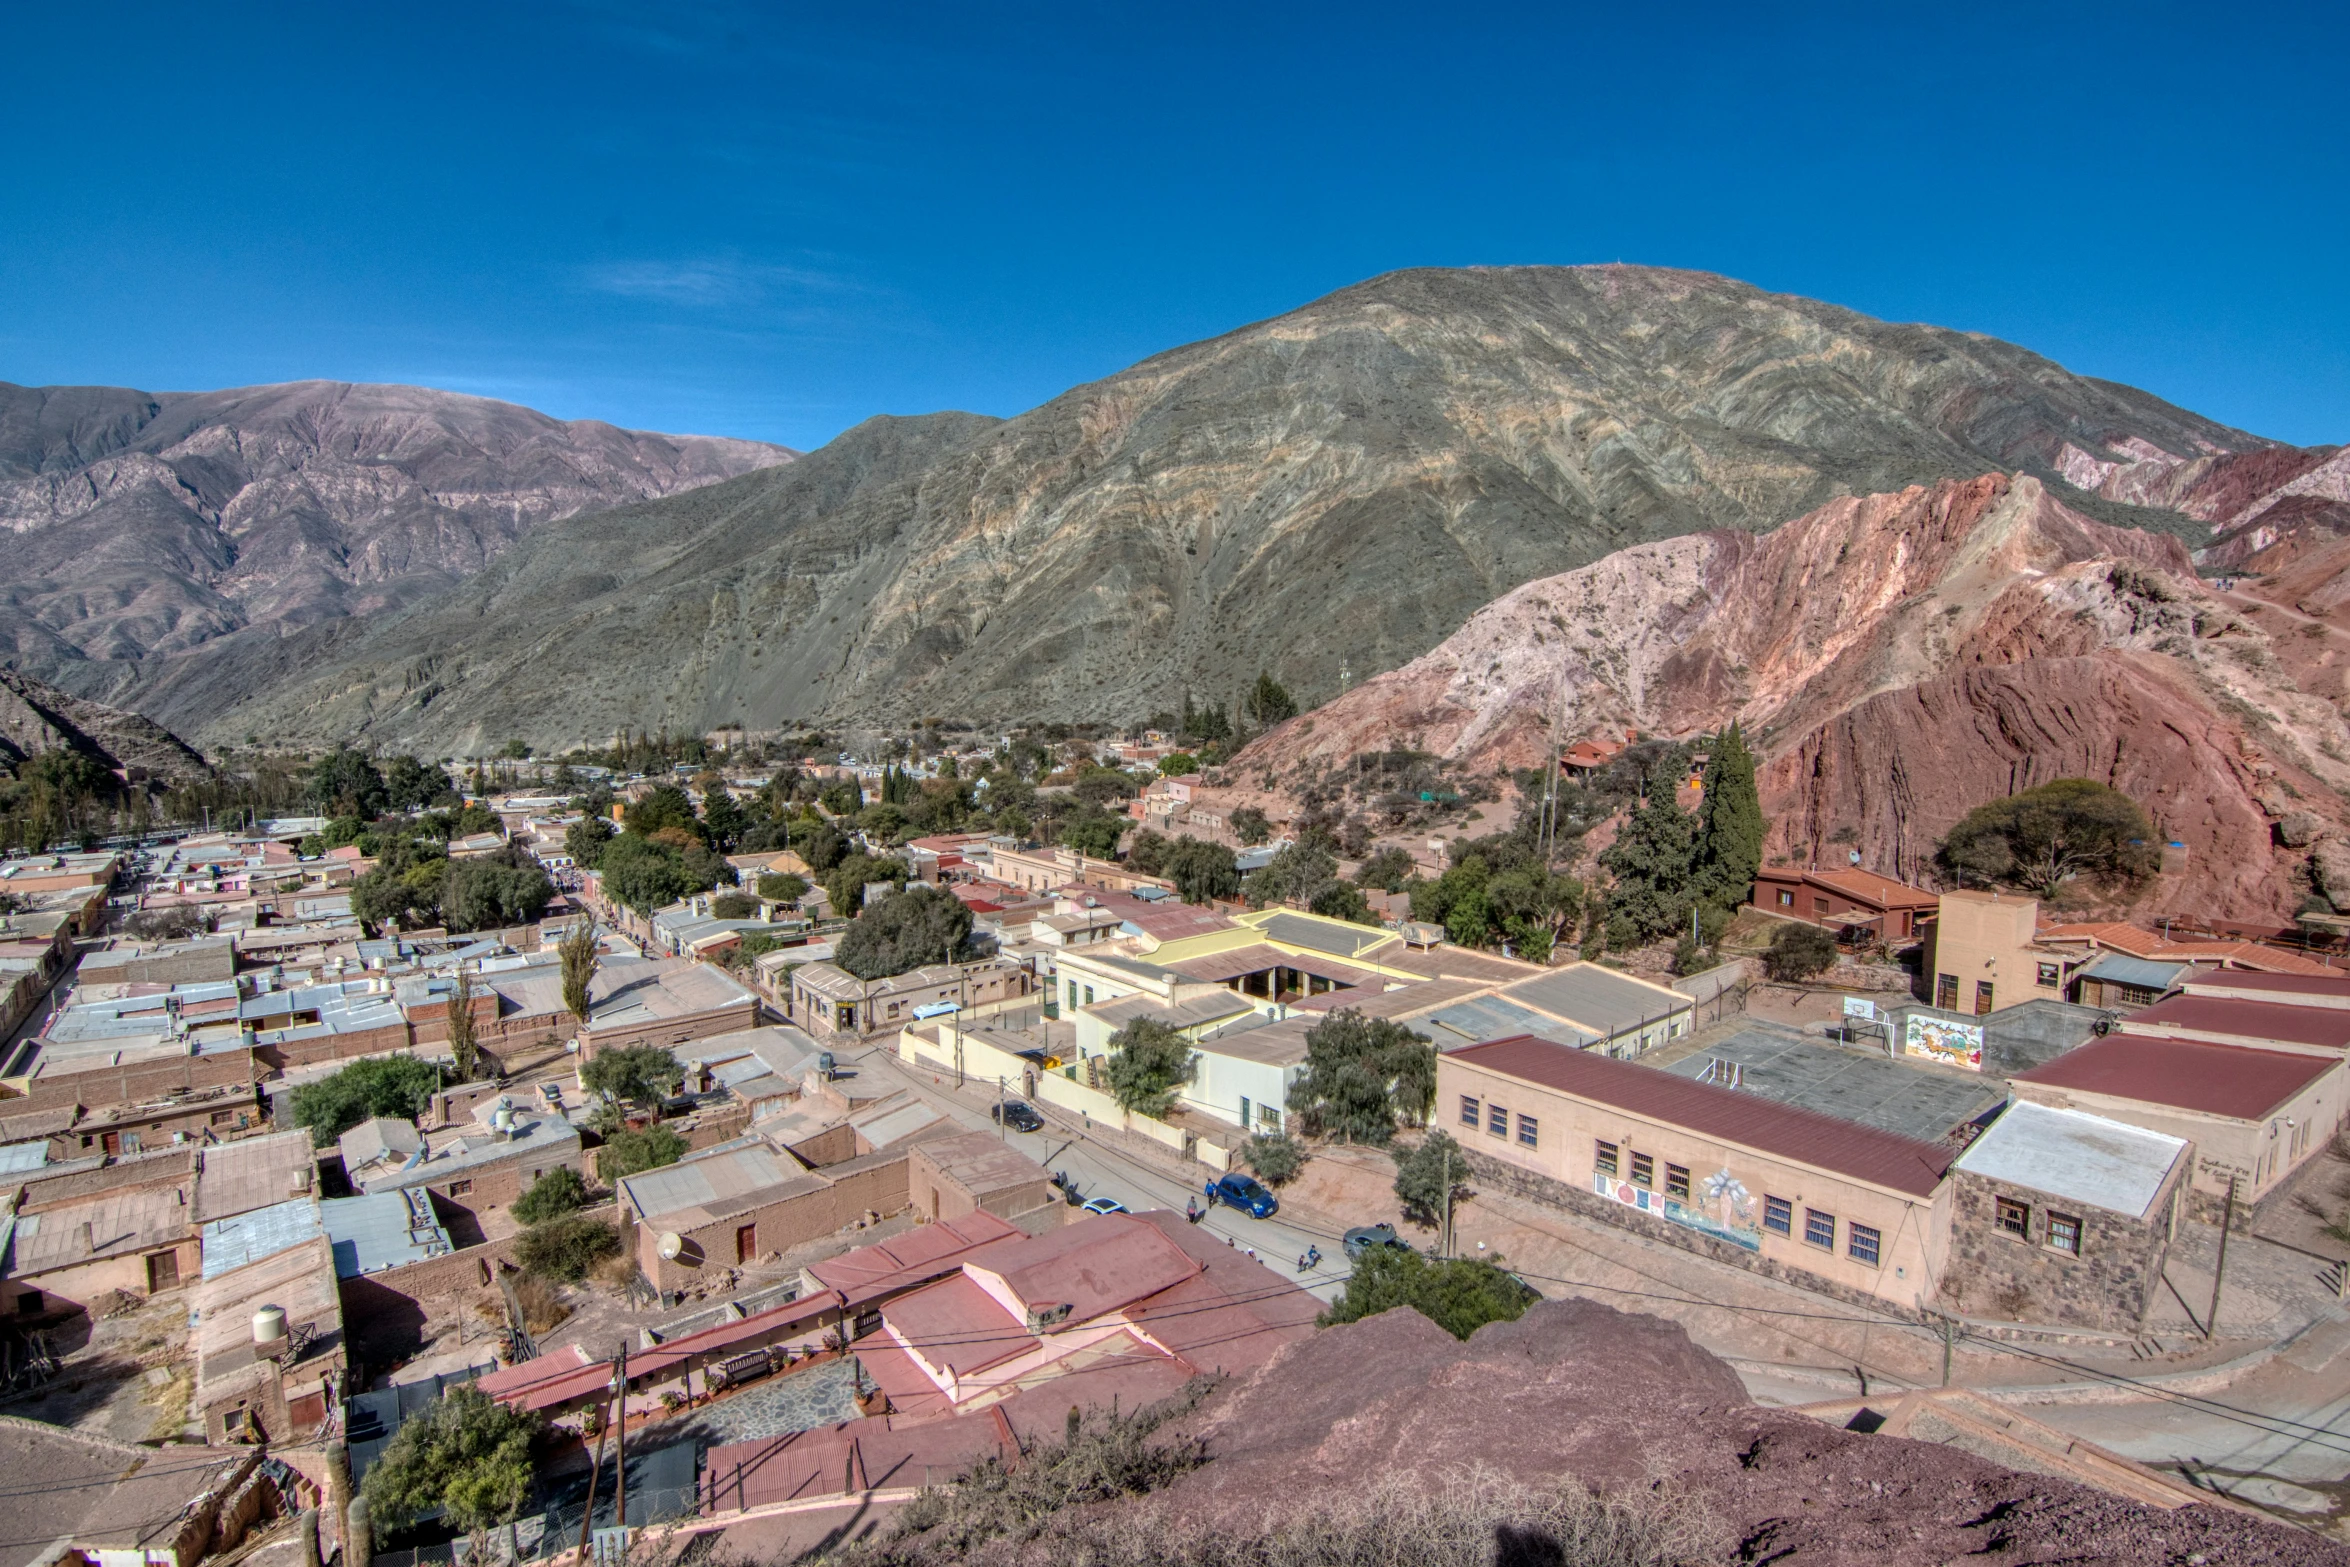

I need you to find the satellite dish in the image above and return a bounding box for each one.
[658,1232,685,1260]
[1848,849,1862,865]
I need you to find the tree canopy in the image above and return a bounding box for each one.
[1690,724,1765,911]
[1105,1018,1197,1118]
[581,1044,684,1108]
[288,1056,440,1146]
[596,1124,687,1181]
[1320,1245,1534,1340]
[515,1213,622,1281]
[512,1166,588,1225]
[1163,836,1241,905]
[1598,771,1699,948]
[360,1384,537,1537]
[1392,1130,1474,1230]
[1286,1010,1436,1145]
[1243,672,1297,727]
[1939,779,2160,894]
[838,884,994,979]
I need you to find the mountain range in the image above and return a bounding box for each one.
[0,379,793,718]
[11,265,2340,752]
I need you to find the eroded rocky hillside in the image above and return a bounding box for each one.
[0,379,792,695]
[1236,474,2350,922]
[0,669,209,784]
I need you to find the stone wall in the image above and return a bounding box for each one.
[1939,1167,2178,1332]
[1462,1146,1929,1321]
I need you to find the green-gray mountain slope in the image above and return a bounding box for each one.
[108,265,2278,749]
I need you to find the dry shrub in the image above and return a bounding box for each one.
[510,1274,570,1335]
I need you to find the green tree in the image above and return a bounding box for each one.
[1157,752,1198,777]
[1243,672,1297,727]
[1229,806,1272,847]
[1763,921,1840,981]
[1241,1132,1305,1187]
[288,1056,441,1147]
[444,969,479,1082]
[360,1384,537,1543]
[1485,865,1583,963]
[700,786,747,849]
[710,890,758,918]
[1286,1010,1436,1145]
[1598,772,1699,946]
[625,785,703,840]
[1125,828,1172,876]
[1320,1245,1534,1340]
[597,834,698,914]
[512,1165,588,1225]
[1355,847,1415,894]
[1392,1130,1474,1232]
[756,870,810,903]
[440,856,555,933]
[558,920,600,1027]
[1105,1018,1197,1118]
[308,747,388,817]
[581,1044,684,1108]
[1061,809,1127,861]
[1308,879,1376,925]
[822,851,908,919]
[1163,836,1241,905]
[515,1213,622,1281]
[838,884,990,979]
[596,1125,687,1180]
[383,755,448,812]
[1242,842,1338,909]
[564,813,615,870]
[1939,778,2160,894]
[1690,724,1765,911]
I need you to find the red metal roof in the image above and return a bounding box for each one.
[804,1211,1023,1310]
[2016,1033,2338,1121]
[2180,970,2350,1001]
[1445,1035,1954,1197]
[1792,867,1938,910]
[2119,995,2350,1051]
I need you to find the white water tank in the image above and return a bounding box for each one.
[252,1304,289,1354]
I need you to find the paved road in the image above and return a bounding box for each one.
[837,1037,1357,1304]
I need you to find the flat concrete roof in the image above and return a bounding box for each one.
[1663,1024,2002,1144]
[1954,1100,2186,1220]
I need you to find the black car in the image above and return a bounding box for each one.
[1343,1223,1411,1261]
[992,1100,1045,1133]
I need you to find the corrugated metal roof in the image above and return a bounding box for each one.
[200,1197,323,1278]
[1500,965,1689,1037]
[1257,913,1393,958]
[2122,995,2350,1050]
[2015,1033,2338,1121]
[1662,1026,2000,1144]
[321,1188,453,1276]
[1448,1035,1953,1197]
[621,1142,809,1223]
[1407,996,1583,1049]
[2079,953,2194,989]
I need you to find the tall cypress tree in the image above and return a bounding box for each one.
[1693,723,1765,910]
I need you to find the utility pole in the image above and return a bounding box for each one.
[1441,1144,1455,1259]
[1939,1311,1956,1387]
[997,1076,1007,1141]
[613,1344,628,1531]
[573,1376,611,1566]
[2207,1174,2239,1340]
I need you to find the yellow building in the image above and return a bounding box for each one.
[1924,891,2085,1015]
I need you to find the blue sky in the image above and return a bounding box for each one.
[3,2,2344,450]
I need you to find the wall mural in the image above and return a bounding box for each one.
[1592,1165,1762,1251]
[1903,1013,1985,1071]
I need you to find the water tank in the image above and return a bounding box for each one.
[491,1106,515,1135]
[657,1232,685,1261]
[252,1304,289,1353]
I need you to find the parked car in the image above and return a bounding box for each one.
[992,1100,1045,1133]
[1343,1223,1410,1261]
[1080,1197,1129,1216]
[1204,1171,1279,1219]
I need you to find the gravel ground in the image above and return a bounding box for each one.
[669,1355,865,1447]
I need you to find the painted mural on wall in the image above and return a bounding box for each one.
[1904,1013,1985,1071]
[1593,1166,1761,1251]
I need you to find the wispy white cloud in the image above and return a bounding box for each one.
[579,256,856,309]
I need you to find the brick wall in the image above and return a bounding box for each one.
[644,1158,910,1292]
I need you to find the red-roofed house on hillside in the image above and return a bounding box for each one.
[2012,1033,2346,1217]
[1752,867,1940,943]
[1438,1035,1955,1309]
[852,1210,1318,1422]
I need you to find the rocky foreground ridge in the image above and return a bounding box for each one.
[948,1300,2341,1567]
[1237,473,2350,922]
[0,378,792,693]
[83,264,2338,750]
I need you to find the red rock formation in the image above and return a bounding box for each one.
[1237,474,2350,922]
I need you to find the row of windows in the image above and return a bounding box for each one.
[1459,1095,1538,1148]
[1994,1196,2083,1255]
[1600,1142,1882,1266]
